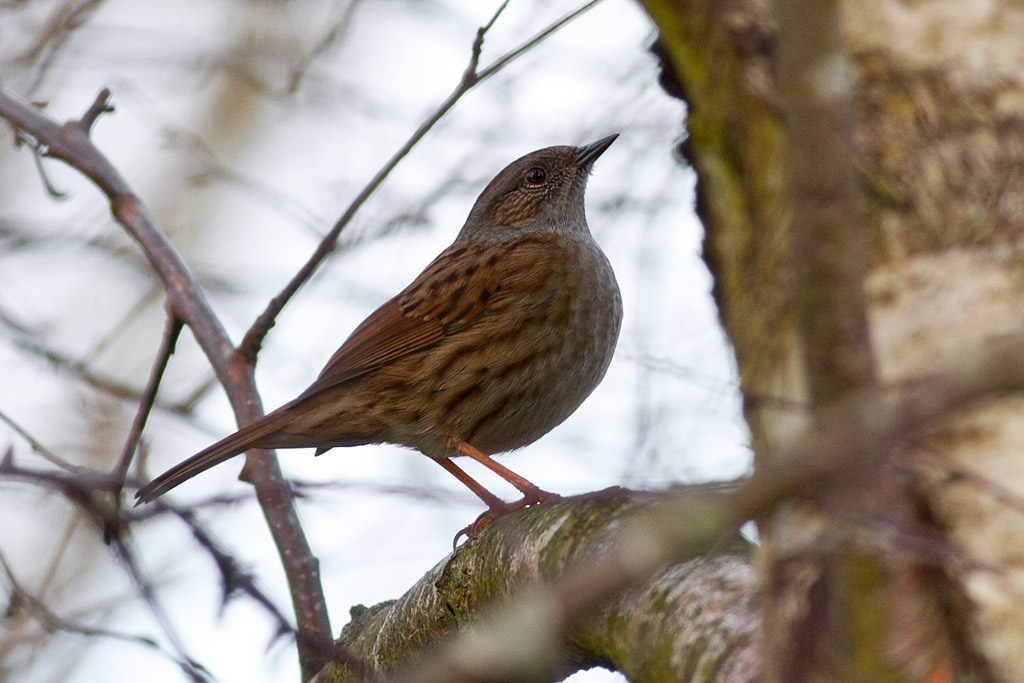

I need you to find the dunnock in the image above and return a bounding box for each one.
[136,135,622,520]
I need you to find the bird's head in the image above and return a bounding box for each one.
[458,134,618,241]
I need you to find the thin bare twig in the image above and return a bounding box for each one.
[107,314,183,539]
[170,506,294,631]
[0,551,204,678]
[15,0,107,95]
[109,537,212,682]
[81,284,161,365]
[113,313,182,489]
[28,138,69,199]
[0,406,83,473]
[160,124,324,234]
[286,0,365,93]
[474,0,603,83]
[168,504,360,674]
[1,326,193,416]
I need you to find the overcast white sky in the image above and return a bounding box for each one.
[0,1,750,681]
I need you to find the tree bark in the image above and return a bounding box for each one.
[642,0,1024,681]
[313,489,760,683]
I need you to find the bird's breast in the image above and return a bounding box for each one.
[406,233,622,457]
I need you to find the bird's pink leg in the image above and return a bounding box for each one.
[454,441,561,505]
[438,442,563,544]
[434,457,515,545]
[434,457,507,510]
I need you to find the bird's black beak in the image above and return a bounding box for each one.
[574,134,619,168]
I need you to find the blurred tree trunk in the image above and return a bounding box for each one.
[641,0,1024,681]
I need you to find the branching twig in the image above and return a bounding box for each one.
[0,453,320,653]
[0,2,607,677]
[0,83,332,677]
[14,0,106,94]
[0,461,206,681]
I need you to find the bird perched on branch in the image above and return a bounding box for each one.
[136,135,622,529]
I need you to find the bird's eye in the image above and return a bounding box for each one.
[524,167,547,185]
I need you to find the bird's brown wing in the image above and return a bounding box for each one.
[135,234,567,504]
[299,234,559,398]
[307,298,446,388]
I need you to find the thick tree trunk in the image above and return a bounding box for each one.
[642,0,1024,681]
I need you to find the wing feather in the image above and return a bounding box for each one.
[311,299,445,387]
[295,234,564,401]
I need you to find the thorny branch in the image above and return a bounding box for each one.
[0,462,210,680]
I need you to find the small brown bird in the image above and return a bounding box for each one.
[136,135,622,521]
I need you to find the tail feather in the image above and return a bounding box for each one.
[135,411,292,504]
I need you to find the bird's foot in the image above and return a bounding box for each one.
[451,491,563,548]
[452,504,510,547]
[518,486,561,506]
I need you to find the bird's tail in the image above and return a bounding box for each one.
[134,411,292,504]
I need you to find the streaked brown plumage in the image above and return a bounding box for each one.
[136,135,622,517]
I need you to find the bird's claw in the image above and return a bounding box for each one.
[451,492,563,549]
[452,505,506,549]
